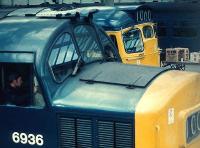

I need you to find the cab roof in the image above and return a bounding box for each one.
[22,6,135,31]
[52,62,169,113]
[0,16,67,53]
[1,5,152,31]
[92,7,135,31]
[0,7,94,53]
[84,5,152,31]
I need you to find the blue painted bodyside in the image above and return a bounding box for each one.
[0,13,167,148]
[0,106,58,148]
[93,8,135,31]
[52,72,145,113]
[52,62,168,113]
[0,16,73,148]
[76,5,152,31]
[145,2,200,52]
[0,17,67,53]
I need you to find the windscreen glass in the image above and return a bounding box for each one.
[123,29,144,53]
[74,25,103,63]
[49,33,78,82]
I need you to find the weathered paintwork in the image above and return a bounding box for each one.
[136,70,200,148]
[0,7,199,148]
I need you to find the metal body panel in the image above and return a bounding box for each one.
[145,2,200,53]
[0,17,67,53]
[0,106,58,148]
[107,23,160,67]
[79,62,166,87]
[0,52,34,63]
[0,12,137,148]
[93,8,135,31]
[136,70,200,148]
[54,108,134,148]
[52,62,168,113]
[0,6,200,148]
[53,76,144,113]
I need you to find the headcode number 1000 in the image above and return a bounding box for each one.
[12,132,44,146]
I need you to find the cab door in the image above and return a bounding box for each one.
[120,28,145,65]
[0,62,58,148]
[140,24,160,66]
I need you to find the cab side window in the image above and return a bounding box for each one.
[0,63,45,108]
[49,33,78,82]
[143,26,154,38]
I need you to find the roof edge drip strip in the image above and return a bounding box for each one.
[0,52,34,63]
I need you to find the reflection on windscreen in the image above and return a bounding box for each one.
[48,33,78,82]
[74,25,103,63]
[123,29,144,53]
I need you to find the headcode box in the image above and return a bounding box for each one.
[166,48,189,62]
[190,52,200,63]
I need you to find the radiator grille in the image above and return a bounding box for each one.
[59,117,92,148]
[98,121,133,148]
[98,121,114,148]
[115,122,133,148]
[77,119,92,148]
[60,118,75,148]
[59,116,133,148]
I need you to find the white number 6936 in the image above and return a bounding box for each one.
[12,132,44,146]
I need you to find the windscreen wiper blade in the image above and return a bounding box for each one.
[72,56,82,76]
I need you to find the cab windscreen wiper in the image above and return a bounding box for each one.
[72,56,82,76]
